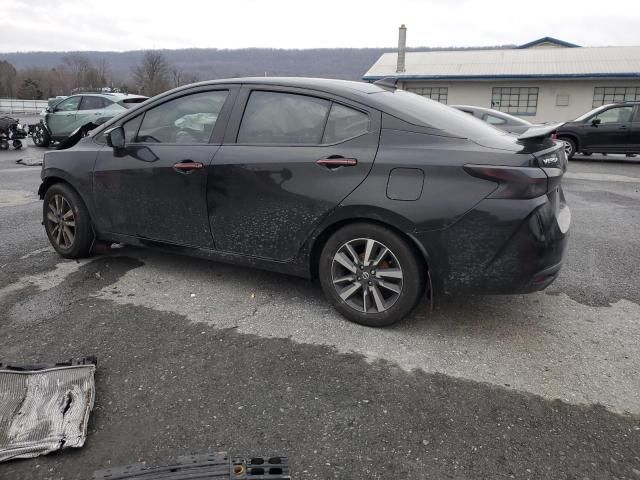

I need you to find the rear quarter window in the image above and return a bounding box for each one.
[370,90,505,139]
[322,104,369,144]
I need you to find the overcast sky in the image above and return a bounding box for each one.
[2,0,640,53]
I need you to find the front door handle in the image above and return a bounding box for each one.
[173,161,204,173]
[316,157,358,168]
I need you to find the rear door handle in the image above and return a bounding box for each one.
[316,158,358,168]
[173,161,204,173]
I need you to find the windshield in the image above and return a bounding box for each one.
[573,104,613,122]
[369,89,508,139]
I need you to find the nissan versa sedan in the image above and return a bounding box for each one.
[39,78,570,327]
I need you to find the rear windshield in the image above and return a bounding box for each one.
[369,89,508,139]
[119,97,148,109]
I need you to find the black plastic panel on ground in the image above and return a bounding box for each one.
[92,452,291,479]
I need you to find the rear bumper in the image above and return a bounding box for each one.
[417,188,570,295]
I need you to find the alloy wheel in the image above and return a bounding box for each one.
[46,194,76,249]
[331,238,403,313]
[563,140,573,157]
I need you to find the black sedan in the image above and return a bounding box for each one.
[556,101,640,159]
[39,78,570,327]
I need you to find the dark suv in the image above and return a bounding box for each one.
[556,102,640,159]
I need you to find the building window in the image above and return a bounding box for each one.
[491,87,538,115]
[593,87,640,107]
[406,87,448,104]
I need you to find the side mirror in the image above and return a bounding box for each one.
[105,126,126,150]
[591,118,601,126]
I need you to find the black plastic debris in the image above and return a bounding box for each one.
[93,452,291,479]
[0,357,97,462]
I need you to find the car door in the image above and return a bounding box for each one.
[93,87,237,247]
[630,105,640,152]
[47,96,81,136]
[75,95,109,130]
[207,86,381,261]
[581,105,633,152]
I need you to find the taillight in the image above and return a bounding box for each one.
[463,165,548,199]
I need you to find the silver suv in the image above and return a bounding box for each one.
[33,93,147,147]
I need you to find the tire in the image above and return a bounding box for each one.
[318,223,426,327]
[12,139,22,150]
[33,124,51,147]
[0,140,8,150]
[43,183,94,259]
[560,137,576,160]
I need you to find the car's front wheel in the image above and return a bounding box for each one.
[43,183,94,258]
[33,123,51,147]
[319,223,426,327]
[560,137,576,160]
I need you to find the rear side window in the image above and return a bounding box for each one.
[120,97,147,109]
[238,91,329,144]
[79,96,110,110]
[136,90,228,144]
[322,104,369,144]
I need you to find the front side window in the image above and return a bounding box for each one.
[238,91,329,144]
[123,115,143,143]
[322,104,369,144]
[592,106,634,124]
[491,87,538,115]
[55,96,81,112]
[593,87,640,107]
[136,90,228,144]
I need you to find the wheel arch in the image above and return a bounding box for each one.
[557,132,580,151]
[307,211,431,281]
[38,176,69,199]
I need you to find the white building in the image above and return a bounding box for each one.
[363,28,640,123]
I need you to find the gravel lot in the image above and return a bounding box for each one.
[1,140,639,479]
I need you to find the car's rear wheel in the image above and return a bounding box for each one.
[33,124,51,147]
[560,137,576,160]
[319,223,426,327]
[43,183,93,258]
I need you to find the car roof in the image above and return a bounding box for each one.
[74,92,147,100]
[171,77,388,100]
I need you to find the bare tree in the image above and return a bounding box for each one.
[96,59,110,87]
[0,60,17,97]
[170,66,183,88]
[133,51,170,96]
[62,54,93,89]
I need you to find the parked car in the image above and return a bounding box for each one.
[556,102,640,159]
[38,78,570,327]
[32,93,147,147]
[451,105,539,134]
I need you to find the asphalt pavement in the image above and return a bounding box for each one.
[1,141,639,479]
